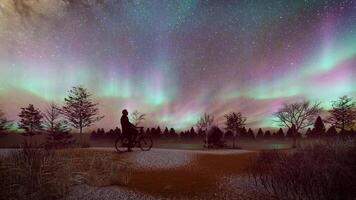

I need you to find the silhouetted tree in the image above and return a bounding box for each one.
[264,130,272,138]
[62,86,104,143]
[130,110,146,126]
[305,128,312,138]
[274,100,321,147]
[224,112,246,148]
[312,116,326,137]
[197,128,204,137]
[146,128,151,136]
[225,130,233,138]
[0,109,12,135]
[18,104,43,144]
[257,128,264,138]
[190,127,196,138]
[163,127,169,137]
[96,128,102,137]
[43,103,74,148]
[114,127,121,136]
[275,128,284,138]
[247,128,254,138]
[90,130,97,139]
[328,96,356,133]
[150,128,156,137]
[326,126,338,137]
[156,126,162,136]
[240,127,247,138]
[207,126,224,148]
[196,113,214,148]
[169,128,177,138]
[286,124,297,140]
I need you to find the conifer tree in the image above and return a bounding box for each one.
[62,86,104,143]
[18,104,43,144]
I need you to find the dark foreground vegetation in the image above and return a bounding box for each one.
[249,138,356,200]
[0,147,131,200]
[0,138,355,200]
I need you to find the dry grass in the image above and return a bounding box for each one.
[249,138,356,200]
[0,148,132,200]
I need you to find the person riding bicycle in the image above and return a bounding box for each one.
[120,109,138,152]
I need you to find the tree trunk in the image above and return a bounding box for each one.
[205,128,209,148]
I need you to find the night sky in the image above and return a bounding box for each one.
[0,0,355,130]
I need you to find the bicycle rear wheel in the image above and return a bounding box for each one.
[139,136,153,151]
[115,137,130,152]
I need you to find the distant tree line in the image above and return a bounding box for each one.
[1,88,355,149]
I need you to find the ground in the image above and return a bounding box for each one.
[64,148,262,200]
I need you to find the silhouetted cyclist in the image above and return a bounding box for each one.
[120,109,138,152]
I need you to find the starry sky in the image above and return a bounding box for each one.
[0,0,355,131]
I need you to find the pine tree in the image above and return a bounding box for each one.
[326,126,338,137]
[264,130,272,138]
[286,124,296,138]
[91,130,97,139]
[275,128,284,138]
[190,127,196,138]
[114,127,121,136]
[164,127,169,137]
[312,116,326,137]
[247,128,254,138]
[145,128,151,136]
[169,128,177,138]
[240,127,247,138]
[151,128,156,137]
[305,128,312,138]
[257,128,263,138]
[62,86,104,143]
[156,126,162,137]
[18,104,43,144]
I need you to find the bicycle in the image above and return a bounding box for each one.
[115,127,153,152]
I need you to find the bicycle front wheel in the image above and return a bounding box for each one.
[139,136,153,151]
[115,137,130,152]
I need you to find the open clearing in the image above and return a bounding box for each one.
[63,148,260,200]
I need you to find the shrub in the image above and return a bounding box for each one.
[249,139,356,200]
[0,148,132,200]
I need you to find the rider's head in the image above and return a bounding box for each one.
[122,109,128,116]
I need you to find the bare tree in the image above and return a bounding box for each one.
[61,86,104,143]
[18,104,43,144]
[224,112,246,149]
[130,110,146,126]
[0,109,12,134]
[328,95,356,133]
[43,103,74,148]
[196,113,214,148]
[274,100,321,147]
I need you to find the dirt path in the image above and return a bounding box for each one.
[87,148,258,199]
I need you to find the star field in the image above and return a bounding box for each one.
[0,0,355,130]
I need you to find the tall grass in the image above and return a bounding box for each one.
[249,138,356,200]
[0,147,132,200]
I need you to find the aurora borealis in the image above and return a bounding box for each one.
[0,0,355,130]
